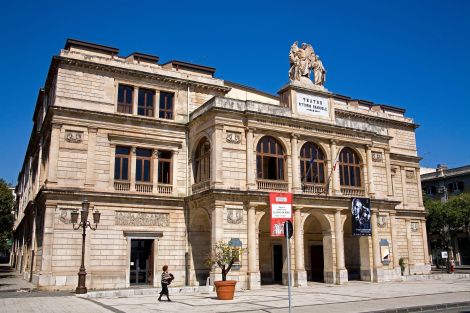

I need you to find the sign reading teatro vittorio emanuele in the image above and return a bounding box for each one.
[296,92,329,117]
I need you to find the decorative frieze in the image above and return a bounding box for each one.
[115,211,170,227]
[65,130,83,143]
[226,131,241,144]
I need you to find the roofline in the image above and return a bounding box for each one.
[128,52,160,63]
[64,38,119,55]
[224,80,279,100]
[162,60,216,75]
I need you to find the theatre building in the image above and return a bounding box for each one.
[12,39,430,291]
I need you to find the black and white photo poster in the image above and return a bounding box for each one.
[351,198,371,236]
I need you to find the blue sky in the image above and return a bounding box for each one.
[1,0,469,184]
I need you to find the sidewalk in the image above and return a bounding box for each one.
[1,264,470,313]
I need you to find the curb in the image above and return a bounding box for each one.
[77,285,214,298]
[369,301,470,313]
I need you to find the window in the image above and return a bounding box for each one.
[300,142,326,185]
[194,138,210,183]
[458,181,464,191]
[138,88,155,117]
[114,146,130,180]
[448,181,465,193]
[117,84,133,114]
[158,150,172,184]
[159,92,174,119]
[256,136,285,180]
[430,186,437,194]
[339,147,362,187]
[136,148,152,182]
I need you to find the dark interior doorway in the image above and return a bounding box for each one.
[310,245,324,282]
[273,244,283,282]
[130,239,154,285]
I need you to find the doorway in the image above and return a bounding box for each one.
[310,245,324,282]
[273,244,283,282]
[130,239,154,285]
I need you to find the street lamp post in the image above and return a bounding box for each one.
[70,199,100,294]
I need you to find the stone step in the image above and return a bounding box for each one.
[401,273,470,281]
[78,285,214,298]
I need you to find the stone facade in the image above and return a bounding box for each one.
[12,39,430,291]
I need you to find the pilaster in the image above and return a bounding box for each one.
[334,209,348,284]
[366,145,375,197]
[247,204,260,289]
[293,207,307,286]
[46,123,62,185]
[245,128,256,190]
[85,127,98,187]
[371,210,384,282]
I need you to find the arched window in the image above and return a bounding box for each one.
[194,138,211,183]
[256,136,285,180]
[300,142,326,185]
[339,148,362,187]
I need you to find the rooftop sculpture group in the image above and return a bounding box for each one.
[289,41,326,86]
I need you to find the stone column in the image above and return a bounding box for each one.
[334,209,348,284]
[246,128,256,190]
[211,126,223,188]
[130,147,137,192]
[366,145,375,197]
[132,87,138,115]
[416,169,424,207]
[85,127,98,187]
[38,203,56,287]
[247,204,260,289]
[108,144,116,192]
[330,140,341,195]
[406,218,414,274]
[371,210,384,282]
[152,150,159,194]
[291,135,301,193]
[384,151,393,197]
[389,212,400,272]
[421,220,431,266]
[401,167,408,209]
[46,123,62,185]
[210,204,224,283]
[293,207,307,286]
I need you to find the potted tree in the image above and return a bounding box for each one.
[206,241,244,300]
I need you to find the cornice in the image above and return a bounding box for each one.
[335,108,419,129]
[49,56,231,93]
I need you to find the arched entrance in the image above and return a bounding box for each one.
[344,214,372,281]
[258,212,284,284]
[188,208,211,285]
[303,211,333,283]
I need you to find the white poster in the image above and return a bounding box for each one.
[297,92,329,117]
[271,204,292,218]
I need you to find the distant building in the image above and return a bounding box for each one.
[421,164,470,265]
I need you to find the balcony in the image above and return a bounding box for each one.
[157,184,173,194]
[114,181,131,191]
[192,180,211,193]
[135,182,153,193]
[302,183,326,195]
[257,179,289,192]
[340,186,366,197]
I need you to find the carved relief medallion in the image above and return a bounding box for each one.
[227,208,243,224]
[226,131,241,144]
[411,221,420,232]
[372,152,383,162]
[406,170,415,179]
[58,209,73,224]
[65,130,83,143]
[115,211,169,227]
[377,215,387,228]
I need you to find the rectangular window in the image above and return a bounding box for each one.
[136,148,152,182]
[138,88,155,117]
[159,92,174,119]
[158,150,172,184]
[117,84,134,114]
[114,146,130,180]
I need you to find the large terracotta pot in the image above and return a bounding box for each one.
[214,280,237,300]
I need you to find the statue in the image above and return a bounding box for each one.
[288,41,326,86]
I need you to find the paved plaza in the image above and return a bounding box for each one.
[1,265,470,313]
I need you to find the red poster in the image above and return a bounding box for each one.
[270,192,293,237]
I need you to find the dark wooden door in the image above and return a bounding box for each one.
[310,245,324,282]
[130,239,153,285]
[273,244,283,282]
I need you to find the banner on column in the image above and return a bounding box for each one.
[270,192,293,237]
[351,197,371,236]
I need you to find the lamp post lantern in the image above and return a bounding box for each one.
[71,199,100,294]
